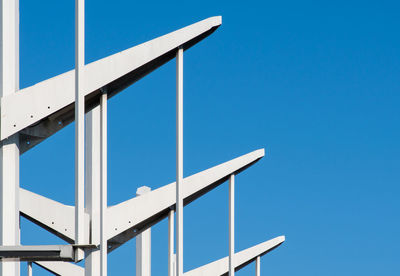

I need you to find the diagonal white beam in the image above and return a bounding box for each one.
[184,236,285,276]
[35,260,83,275]
[106,149,263,251]
[19,149,264,248]
[0,16,222,153]
[19,188,90,243]
[34,236,284,276]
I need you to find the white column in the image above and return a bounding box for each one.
[176,48,183,276]
[0,0,20,275]
[168,210,174,276]
[255,256,260,276]
[74,0,85,261]
[100,91,108,276]
[27,262,32,276]
[85,106,101,276]
[229,174,235,276]
[136,186,152,276]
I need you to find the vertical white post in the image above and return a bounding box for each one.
[75,0,85,261]
[255,256,260,276]
[136,186,151,276]
[100,91,108,276]
[85,107,101,276]
[27,262,32,276]
[176,47,184,276]
[168,210,174,276]
[229,174,235,276]
[0,0,20,275]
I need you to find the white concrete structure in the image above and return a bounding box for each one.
[0,2,285,274]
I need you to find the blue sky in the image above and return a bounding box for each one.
[19,0,399,275]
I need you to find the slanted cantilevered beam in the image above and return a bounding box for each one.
[19,188,90,244]
[0,16,222,153]
[185,236,285,276]
[20,149,264,251]
[34,236,284,276]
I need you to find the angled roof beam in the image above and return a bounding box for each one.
[34,236,284,276]
[20,149,264,249]
[185,236,285,276]
[0,16,221,153]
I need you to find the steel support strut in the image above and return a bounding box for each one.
[176,48,184,276]
[136,187,152,276]
[85,106,101,276]
[255,256,260,276]
[168,210,174,276]
[229,174,235,276]
[74,0,85,261]
[100,90,108,276]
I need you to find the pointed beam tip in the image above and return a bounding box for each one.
[211,15,222,25]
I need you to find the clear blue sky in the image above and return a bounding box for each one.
[19,0,399,275]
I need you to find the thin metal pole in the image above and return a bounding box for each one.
[74,0,85,261]
[27,262,32,276]
[100,91,108,276]
[255,256,260,276]
[229,174,235,276]
[168,210,174,276]
[136,187,151,276]
[85,107,101,276]
[0,0,20,275]
[176,47,184,276]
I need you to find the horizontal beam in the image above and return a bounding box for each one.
[0,16,222,153]
[0,245,75,262]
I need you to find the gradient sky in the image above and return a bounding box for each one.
[19,0,399,275]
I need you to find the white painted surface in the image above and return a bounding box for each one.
[176,48,184,276]
[255,256,260,276]
[0,17,222,142]
[100,91,108,276]
[19,149,265,244]
[229,174,235,276]
[136,187,151,276]
[74,0,85,262]
[0,0,20,275]
[168,210,174,276]
[27,262,32,276]
[26,150,264,275]
[85,107,101,276]
[185,236,285,276]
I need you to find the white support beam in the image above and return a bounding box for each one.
[34,236,284,276]
[229,174,235,276]
[176,47,184,276]
[136,187,151,276]
[185,236,285,276]
[100,91,108,276]
[35,261,83,275]
[19,149,265,247]
[168,210,174,276]
[1,16,222,151]
[74,0,85,262]
[255,256,260,276]
[85,106,101,276]
[0,0,20,275]
[27,262,32,276]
